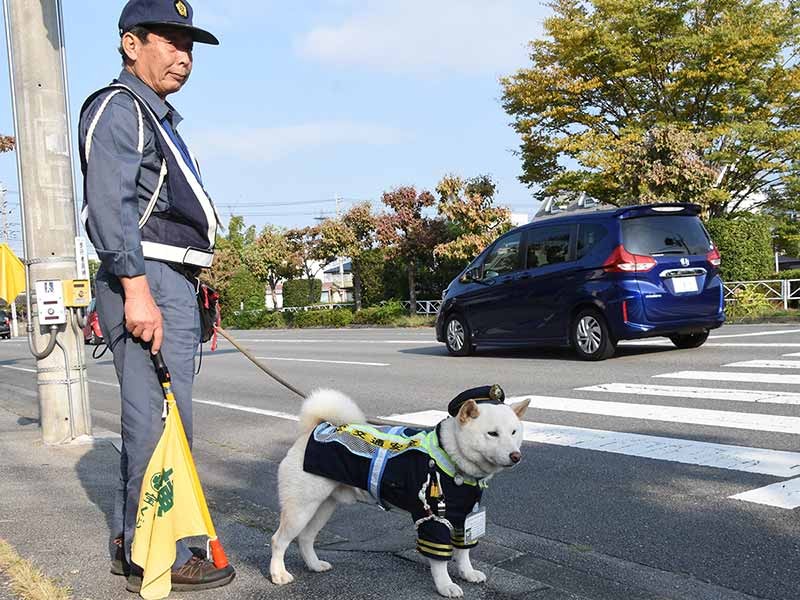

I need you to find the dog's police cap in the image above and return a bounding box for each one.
[447,384,505,416]
[119,0,219,45]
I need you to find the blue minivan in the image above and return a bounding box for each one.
[435,203,724,360]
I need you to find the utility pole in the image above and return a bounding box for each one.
[3,0,91,444]
[0,182,7,243]
[335,195,345,299]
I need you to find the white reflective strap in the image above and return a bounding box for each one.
[133,100,144,153]
[85,89,123,162]
[109,83,217,246]
[141,241,214,268]
[138,160,168,229]
[368,426,405,506]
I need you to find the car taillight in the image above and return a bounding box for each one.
[706,246,721,267]
[603,245,656,273]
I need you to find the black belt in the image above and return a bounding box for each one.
[165,261,201,281]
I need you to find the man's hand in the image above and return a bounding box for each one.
[120,275,163,354]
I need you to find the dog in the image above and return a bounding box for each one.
[269,385,530,598]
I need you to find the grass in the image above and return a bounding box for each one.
[0,539,71,600]
[724,306,800,324]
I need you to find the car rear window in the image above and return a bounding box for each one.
[622,216,711,256]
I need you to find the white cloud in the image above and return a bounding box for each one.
[191,120,413,163]
[296,0,545,75]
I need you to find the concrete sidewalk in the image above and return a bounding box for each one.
[0,386,558,600]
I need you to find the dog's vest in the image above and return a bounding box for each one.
[303,422,486,561]
[80,83,220,268]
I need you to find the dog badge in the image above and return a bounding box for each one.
[464,507,486,544]
[175,0,189,18]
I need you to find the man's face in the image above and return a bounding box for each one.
[124,27,194,98]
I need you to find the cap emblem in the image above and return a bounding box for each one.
[175,1,188,18]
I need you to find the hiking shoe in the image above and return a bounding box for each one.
[110,536,129,577]
[171,555,235,591]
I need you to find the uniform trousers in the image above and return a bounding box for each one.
[95,259,200,570]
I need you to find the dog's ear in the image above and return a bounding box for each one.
[458,399,480,424]
[510,398,530,419]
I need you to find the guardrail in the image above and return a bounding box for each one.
[401,300,442,315]
[723,279,800,310]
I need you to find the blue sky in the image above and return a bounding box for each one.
[0,1,550,257]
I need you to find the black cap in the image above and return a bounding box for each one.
[447,384,505,417]
[119,0,219,45]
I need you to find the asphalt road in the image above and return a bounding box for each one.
[1,324,799,599]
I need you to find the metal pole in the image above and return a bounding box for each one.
[3,0,91,444]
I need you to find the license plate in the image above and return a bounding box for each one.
[672,276,698,293]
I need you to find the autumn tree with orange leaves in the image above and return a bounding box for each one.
[377,187,447,314]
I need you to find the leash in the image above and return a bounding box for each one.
[215,327,397,427]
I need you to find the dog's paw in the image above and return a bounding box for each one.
[307,560,332,572]
[270,570,295,585]
[436,582,464,598]
[458,568,486,583]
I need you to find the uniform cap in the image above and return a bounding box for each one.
[447,384,505,417]
[119,0,219,45]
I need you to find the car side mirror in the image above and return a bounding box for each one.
[461,267,482,283]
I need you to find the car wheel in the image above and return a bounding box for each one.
[669,330,709,349]
[571,309,616,361]
[444,313,473,357]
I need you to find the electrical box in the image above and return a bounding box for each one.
[63,279,91,307]
[35,280,67,325]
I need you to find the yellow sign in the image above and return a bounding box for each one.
[175,1,188,18]
[0,244,25,304]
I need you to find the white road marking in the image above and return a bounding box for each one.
[656,371,800,385]
[192,398,299,421]
[255,356,388,367]
[620,341,800,348]
[730,477,800,509]
[576,383,800,405]
[504,395,800,435]
[379,409,800,478]
[724,360,800,369]
[710,328,800,339]
[783,352,800,357]
[219,338,427,345]
[0,365,35,373]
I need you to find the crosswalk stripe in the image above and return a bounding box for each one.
[655,370,800,385]
[379,410,800,477]
[723,360,800,369]
[576,383,800,405]
[730,477,800,509]
[504,395,800,435]
[621,341,800,348]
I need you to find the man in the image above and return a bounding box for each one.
[78,0,233,592]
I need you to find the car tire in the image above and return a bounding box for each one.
[444,313,473,357]
[571,308,616,361]
[669,330,709,349]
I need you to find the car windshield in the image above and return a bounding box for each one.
[622,216,711,256]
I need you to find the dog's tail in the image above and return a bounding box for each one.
[299,388,367,433]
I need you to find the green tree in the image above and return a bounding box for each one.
[286,226,334,306]
[435,174,512,261]
[501,0,800,218]
[318,202,377,311]
[377,187,447,314]
[242,225,299,309]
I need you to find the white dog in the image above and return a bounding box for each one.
[270,386,530,598]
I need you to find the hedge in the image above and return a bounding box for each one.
[705,216,773,282]
[293,308,353,328]
[283,278,322,307]
[351,300,407,325]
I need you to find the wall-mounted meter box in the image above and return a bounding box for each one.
[63,279,91,307]
[35,280,67,325]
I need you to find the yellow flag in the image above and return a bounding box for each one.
[0,243,25,304]
[131,400,214,600]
